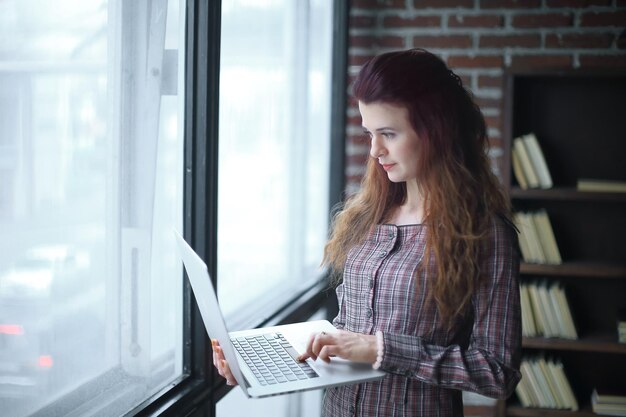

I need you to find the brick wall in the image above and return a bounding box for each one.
[345,0,626,194]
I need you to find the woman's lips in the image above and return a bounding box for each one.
[382,163,395,171]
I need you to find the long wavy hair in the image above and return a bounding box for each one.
[323,49,511,326]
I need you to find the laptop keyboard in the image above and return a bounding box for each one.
[232,332,319,386]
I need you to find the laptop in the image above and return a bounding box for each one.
[174,230,385,398]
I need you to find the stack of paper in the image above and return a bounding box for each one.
[592,389,626,416]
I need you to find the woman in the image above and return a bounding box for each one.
[215,48,521,416]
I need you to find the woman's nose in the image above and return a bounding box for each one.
[369,135,385,159]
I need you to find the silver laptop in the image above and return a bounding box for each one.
[174,230,385,398]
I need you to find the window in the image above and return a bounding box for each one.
[1,0,346,415]
[0,1,185,416]
[218,0,334,329]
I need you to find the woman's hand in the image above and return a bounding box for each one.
[297,330,377,364]
[212,339,238,386]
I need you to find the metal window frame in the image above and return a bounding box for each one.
[136,0,348,415]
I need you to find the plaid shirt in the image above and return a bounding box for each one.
[323,217,521,417]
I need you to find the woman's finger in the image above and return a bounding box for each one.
[298,332,317,361]
[311,331,332,359]
[318,344,339,363]
[221,359,237,385]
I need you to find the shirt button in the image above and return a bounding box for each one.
[378,250,387,258]
[366,308,372,318]
[388,232,394,239]
[368,279,374,289]
[349,406,355,413]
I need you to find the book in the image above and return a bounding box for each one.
[538,356,563,408]
[527,282,548,336]
[536,280,560,337]
[523,280,577,339]
[520,283,537,337]
[577,178,626,193]
[592,388,626,416]
[532,210,562,265]
[520,360,543,407]
[513,137,540,188]
[551,358,579,411]
[512,146,529,189]
[522,133,553,189]
[530,357,557,408]
[552,282,578,339]
[517,212,547,264]
[515,375,535,407]
[513,213,533,263]
[593,388,626,406]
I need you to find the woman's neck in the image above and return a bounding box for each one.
[390,180,425,225]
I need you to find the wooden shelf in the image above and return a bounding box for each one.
[523,334,626,354]
[510,187,626,202]
[506,405,596,417]
[503,71,626,417]
[520,262,626,279]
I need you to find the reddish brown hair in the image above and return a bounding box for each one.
[323,49,511,326]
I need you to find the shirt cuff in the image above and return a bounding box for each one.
[372,330,384,370]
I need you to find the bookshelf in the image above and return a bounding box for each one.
[501,70,626,417]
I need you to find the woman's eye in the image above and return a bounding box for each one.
[382,132,395,139]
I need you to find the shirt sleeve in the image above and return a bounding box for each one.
[377,218,522,399]
[332,282,347,330]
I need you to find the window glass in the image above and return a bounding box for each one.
[218,0,333,328]
[0,1,184,416]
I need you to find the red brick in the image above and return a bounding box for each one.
[351,35,405,49]
[484,115,502,131]
[347,154,370,166]
[477,75,503,89]
[488,138,503,150]
[512,13,573,28]
[510,54,572,69]
[346,115,360,128]
[348,54,374,67]
[350,15,376,29]
[479,34,541,48]
[412,35,473,49]
[383,15,442,28]
[474,96,502,109]
[351,0,405,9]
[545,33,614,49]
[480,0,541,8]
[447,55,504,69]
[580,11,626,27]
[546,0,611,6]
[579,54,626,68]
[347,73,359,87]
[414,0,473,8]
[347,134,369,146]
[448,14,504,28]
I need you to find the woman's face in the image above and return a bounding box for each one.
[359,101,421,184]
